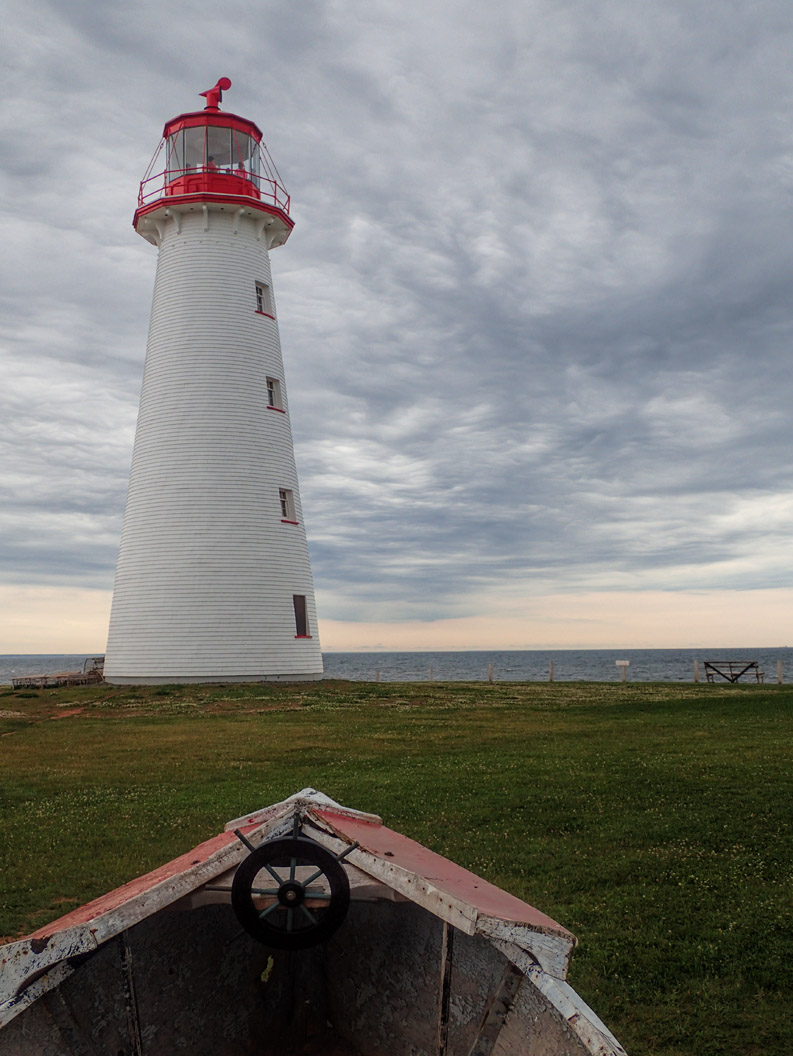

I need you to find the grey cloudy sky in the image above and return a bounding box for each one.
[3,0,793,650]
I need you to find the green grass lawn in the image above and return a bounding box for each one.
[1,679,791,1056]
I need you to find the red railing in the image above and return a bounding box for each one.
[138,166,290,212]
[136,139,291,214]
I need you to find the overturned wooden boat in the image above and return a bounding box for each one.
[0,789,626,1055]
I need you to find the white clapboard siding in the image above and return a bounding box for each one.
[105,204,322,683]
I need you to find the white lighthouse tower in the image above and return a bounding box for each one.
[105,79,322,684]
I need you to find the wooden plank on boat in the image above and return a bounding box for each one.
[119,932,144,1056]
[41,988,104,1056]
[476,917,574,979]
[305,819,479,935]
[437,921,454,1056]
[489,939,627,1056]
[467,961,524,1056]
[0,960,74,1032]
[0,930,92,1028]
[305,808,576,978]
[225,788,383,831]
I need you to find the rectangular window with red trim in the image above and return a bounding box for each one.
[266,376,282,409]
[293,595,309,637]
[255,282,273,316]
[279,488,296,522]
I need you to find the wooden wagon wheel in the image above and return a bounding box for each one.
[231,836,351,949]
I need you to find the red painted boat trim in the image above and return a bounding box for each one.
[314,809,574,939]
[20,800,568,948]
[28,822,259,939]
[267,406,286,414]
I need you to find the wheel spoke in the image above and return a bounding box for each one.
[290,857,296,881]
[304,889,332,900]
[286,908,294,932]
[259,902,282,920]
[302,866,326,887]
[250,887,281,896]
[300,903,318,926]
[262,864,285,886]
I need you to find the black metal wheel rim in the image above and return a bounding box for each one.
[231,836,351,949]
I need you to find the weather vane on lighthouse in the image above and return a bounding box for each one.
[199,76,232,110]
[104,81,322,684]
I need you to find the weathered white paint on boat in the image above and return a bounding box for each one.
[0,789,627,1056]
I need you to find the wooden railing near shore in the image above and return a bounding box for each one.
[12,657,104,690]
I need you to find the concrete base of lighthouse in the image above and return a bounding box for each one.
[105,672,323,685]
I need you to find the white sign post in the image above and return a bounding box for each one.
[616,660,630,683]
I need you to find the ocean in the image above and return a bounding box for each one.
[2,647,792,685]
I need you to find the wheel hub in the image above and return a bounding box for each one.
[277,880,305,907]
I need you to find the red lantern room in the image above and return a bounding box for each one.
[134,78,293,245]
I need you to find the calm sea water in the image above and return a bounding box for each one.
[2,648,792,685]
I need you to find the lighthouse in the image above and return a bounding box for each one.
[104,79,322,684]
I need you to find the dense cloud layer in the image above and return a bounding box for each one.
[3,0,793,636]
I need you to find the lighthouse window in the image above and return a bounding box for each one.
[183,125,207,170]
[165,131,185,178]
[266,377,282,409]
[293,595,309,638]
[279,489,296,522]
[207,125,233,169]
[232,131,259,180]
[255,282,273,316]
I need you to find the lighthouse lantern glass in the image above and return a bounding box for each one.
[165,126,260,181]
[165,133,185,180]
